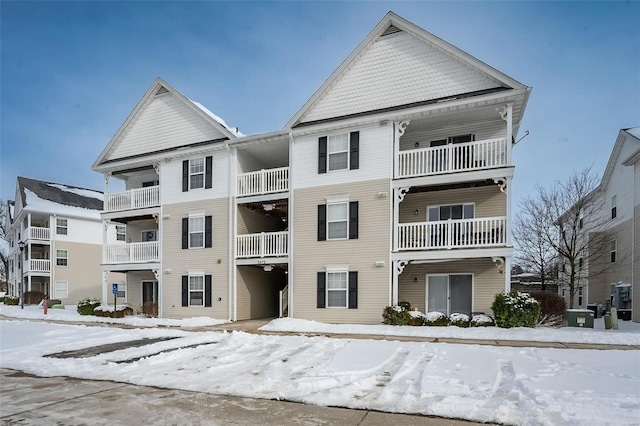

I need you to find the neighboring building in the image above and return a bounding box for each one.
[6,177,121,305]
[92,12,530,323]
[576,127,639,321]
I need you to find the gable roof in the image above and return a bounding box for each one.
[286,11,527,128]
[93,77,242,169]
[16,176,103,220]
[600,127,640,189]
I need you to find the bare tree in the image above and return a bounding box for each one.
[519,168,606,308]
[513,208,556,291]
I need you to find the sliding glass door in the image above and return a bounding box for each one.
[427,274,472,315]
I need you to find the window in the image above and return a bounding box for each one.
[189,216,204,248]
[317,270,357,309]
[578,257,583,268]
[328,134,349,171]
[189,158,205,189]
[318,132,359,174]
[327,203,348,239]
[327,272,348,307]
[611,195,617,219]
[54,281,68,299]
[182,157,212,191]
[56,249,68,267]
[318,201,358,241]
[56,218,68,235]
[578,210,584,229]
[611,239,617,263]
[189,275,204,306]
[428,203,474,221]
[141,230,157,242]
[578,286,583,306]
[115,283,126,298]
[116,225,126,241]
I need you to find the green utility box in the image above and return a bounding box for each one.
[566,309,594,328]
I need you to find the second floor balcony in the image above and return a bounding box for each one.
[237,167,288,198]
[27,226,50,242]
[105,186,159,213]
[27,259,51,273]
[236,231,288,258]
[104,241,159,264]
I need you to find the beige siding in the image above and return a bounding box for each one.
[237,205,285,235]
[400,119,506,151]
[634,204,640,322]
[292,179,391,324]
[125,219,158,243]
[161,198,230,319]
[54,241,103,304]
[124,270,157,313]
[400,185,505,223]
[398,258,504,315]
[236,266,287,320]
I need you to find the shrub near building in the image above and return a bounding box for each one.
[491,291,541,328]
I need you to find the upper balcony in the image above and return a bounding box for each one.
[104,241,159,265]
[26,259,51,274]
[26,226,50,243]
[237,167,289,198]
[236,231,288,259]
[104,186,159,213]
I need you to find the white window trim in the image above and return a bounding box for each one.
[327,133,350,172]
[427,203,475,221]
[189,216,205,249]
[326,270,348,308]
[188,274,205,307]
[116,225,126,242]
[56,218,68,235]
[327,202,349,240]
[189,158,205,190]
[425,273,474,315]
[611,239,617,263]
[611,195,617,219]
[54,280,68,299]
[56,249,68,267]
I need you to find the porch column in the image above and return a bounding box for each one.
[504,257,511,292]
[505,176,513,246]
[506,103,513,165]
[393,121,410,179]
[28,275,32,292]
[102,270,109,305]
[103,173,111,212]
[392,260,408,305]
[393,187,410,252]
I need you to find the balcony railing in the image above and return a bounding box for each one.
[105,186,159,213]
[104,241,159,264]
[397,216,506,250]
[397,138,508,178]
[236,231,288,258]
[28,226,50,241]
[237,167,288,197]
[28,259,51,273]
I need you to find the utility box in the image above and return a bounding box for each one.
[587,304,599,318]
[566,309,594,328]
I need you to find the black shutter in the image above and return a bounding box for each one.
[205,216,212,248]
[318,136,327,174]
[182,218,189,249]
[317,272,326,308]
[348,271,358,309]
[350,131,359,170]
[349,201,359,240]
[317,204,326,241]
[205,275,212,307]
[205,156,213,189]
[181,276,188,306]
[182,160,189,192]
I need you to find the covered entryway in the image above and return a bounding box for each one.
[236,264,288,320]
[142,281,158,304]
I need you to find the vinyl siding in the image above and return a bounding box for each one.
[634,204,639,322]
[237,204,285,235]
[400,185,506,223]
[300,31,502,123]
[161,198,229,319]
[124,270,157,313]
[53,241,104,304]
[400,119,506,151]
[236,266,287,320]
[106,94,227,162]
[397,258,504,315]
[292,123,393,190]
[292,179,391,324]
[125,219,157,243]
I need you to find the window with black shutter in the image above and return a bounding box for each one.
[182,215,212,249]
[318,131,360,173]
[317,270,358,309]
[318,201,358,241]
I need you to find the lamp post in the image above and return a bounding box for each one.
[18,240,25,309]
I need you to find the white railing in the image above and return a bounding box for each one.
[397,138,508,178]
[279,284,289,318]
[105,186,159,212]
[28,226,50,241]
[104,241,159,264]
[237,167,288,197]
[397,216,506,250]
[28,259,51,273]
[236,231,288,258]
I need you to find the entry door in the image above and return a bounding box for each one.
[142,281,158,304]
[427,274,472,315]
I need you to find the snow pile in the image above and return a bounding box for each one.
[190,100,245,137]
[24,188,101,220]
[1,320,638,425]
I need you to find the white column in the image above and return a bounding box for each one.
[392,262,399,305]
[506,103,513,165]
[393,189,400,252]
[504,257,512,292]
[102,270,109,305]
[506,176,512,246]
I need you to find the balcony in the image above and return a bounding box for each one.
[236,231,288,258]
[27,259,51,273]
[397,217,506,250]
[237,167,288,197]
[397,138,508,179]
[105,186,159,213]
[27,226,50,242]
[104,242,159,264]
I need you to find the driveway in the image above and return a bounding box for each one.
[0,369,482,425]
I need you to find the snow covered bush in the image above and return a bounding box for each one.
[491,290,541,328]
[470,314,495,327]
[529,291,566,327]
[94,305,134,318]
[408,310,425,326]
[3,296,19,305]
[77,298,101,316]
[142,302,159,318]
[423,311,449,326]
[449,313,470,328]
[382,305,411,325]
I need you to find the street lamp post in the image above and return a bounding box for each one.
[18,240,25,309]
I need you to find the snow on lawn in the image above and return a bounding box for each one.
[1,320,638,426]
[0,304,228,328]
[261,317,640,345]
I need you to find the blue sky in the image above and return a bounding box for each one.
[1,1,639,209]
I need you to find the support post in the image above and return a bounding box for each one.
[504,256,512,292]
[506,103,513,165]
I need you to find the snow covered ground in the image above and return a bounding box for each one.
[1,316,638,425]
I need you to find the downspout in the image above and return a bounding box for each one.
[288,130,294,318]
[226,142,235,321]
[157,164,163,318]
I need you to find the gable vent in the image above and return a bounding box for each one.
[156,86,169,95]
[381,24,402,37]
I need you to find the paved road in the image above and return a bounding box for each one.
[0,369,482,426]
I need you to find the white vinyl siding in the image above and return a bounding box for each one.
[54,281,68,299]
